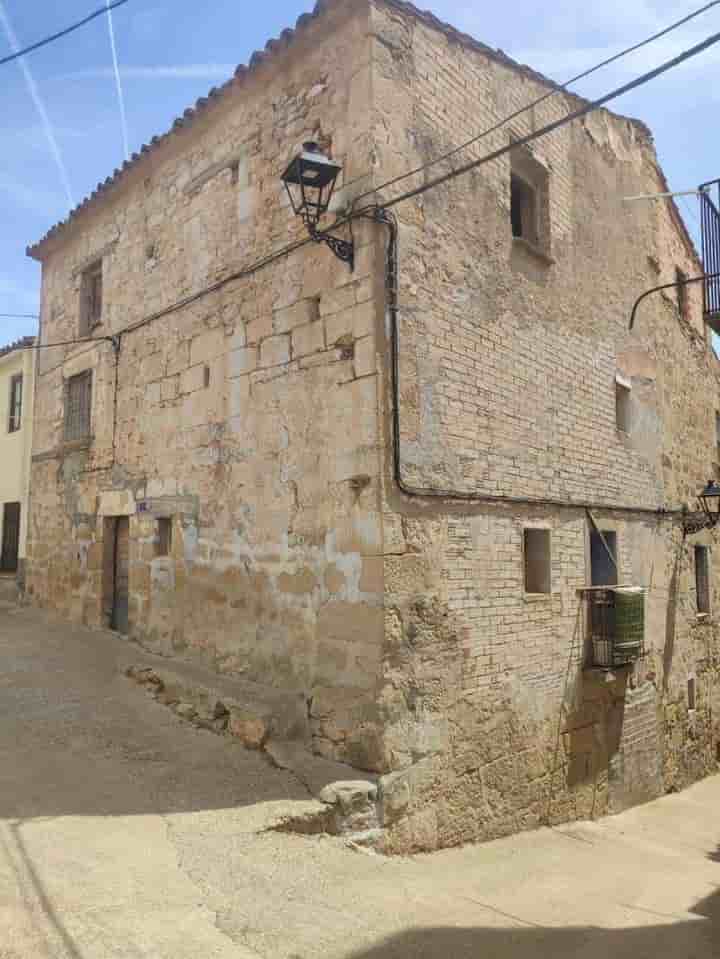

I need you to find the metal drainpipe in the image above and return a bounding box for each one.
[368,205,680,520]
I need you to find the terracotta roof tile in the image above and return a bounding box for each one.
[26,0,656,259]
[0,336,35,359]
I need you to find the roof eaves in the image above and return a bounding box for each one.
[27,0,338,260]
[26,0,663,259]
[0,336,36,360]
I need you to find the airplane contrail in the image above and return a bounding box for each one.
[105,0,129,161]
[0,1,74,209]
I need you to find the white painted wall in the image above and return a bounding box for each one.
[0,346,35,569]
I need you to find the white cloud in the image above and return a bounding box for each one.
[0,1,74,209]
[62,64,236,81]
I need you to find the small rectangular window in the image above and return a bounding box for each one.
[590,530,618,587]
[695,546,710,615]
[64,370,92,442]
[80,261,103,335]
[524,528,551,594]
[8,373,22,433]
[688,676,697,711]
[616,376,632,433]
[510,174,537,243]
[156,517,173,557]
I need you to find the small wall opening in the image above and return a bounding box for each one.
[590,530,618,587]
[524,528,551,594]
[615,378,632,434]
[510,175,537,243]
[156,517,173,558]
[688,676,697,711]
[695,545,710,614]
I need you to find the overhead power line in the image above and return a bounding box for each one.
[0,313,39,319]
[355,0,720,205]
[0,0,130,68]
[373,26,720,211]
[21,22,720,355]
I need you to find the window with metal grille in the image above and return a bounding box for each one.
[695,546,710,615]
[80,261,103,334]
[8,374,22,433]
[64,371,92,442]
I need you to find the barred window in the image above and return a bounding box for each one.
[80,261,103,335]
[695,546,710,615]
[8,374,22,433]
[64,371,92,442]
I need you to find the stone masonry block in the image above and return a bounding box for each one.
[160,375,180,402]
[292,322,325,358]
[260,334,290,369]
[246,314,273,345]
[273,298,320,335]
[229,347,257,379]
[353,336,375,378]
[190,329,225,367]
[146,381,161,405]
[181,364,207,395]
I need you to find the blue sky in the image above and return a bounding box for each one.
[0,0,717,345]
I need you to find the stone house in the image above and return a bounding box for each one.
[0,336,35,601]
[25,0,720,852]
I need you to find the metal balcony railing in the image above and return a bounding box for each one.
[700,180,720,329]
[581,587,646,670]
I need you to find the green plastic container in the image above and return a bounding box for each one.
[612,587,645,665]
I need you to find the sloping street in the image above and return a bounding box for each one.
[0,604,719,957]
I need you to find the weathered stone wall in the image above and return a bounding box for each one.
[369,2,720,852]
[27,1,387,769]
[27,0,720,851]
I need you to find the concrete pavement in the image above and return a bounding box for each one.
[2,605,720,957]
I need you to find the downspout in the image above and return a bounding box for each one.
[369,205,680,519]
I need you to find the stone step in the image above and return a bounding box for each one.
[123,652,381,846]
[0,576,18,606]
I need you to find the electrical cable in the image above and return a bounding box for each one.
[370,204,684,518]
[355,0,720,205]
[372,27,720,212]
[0,0,130,68]
[19,24,720,366]
[0,314,39,319]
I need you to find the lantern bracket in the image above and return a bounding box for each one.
[309,225,354,269]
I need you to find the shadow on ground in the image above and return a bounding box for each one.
[343,887,720,959]
[0,609,310,820]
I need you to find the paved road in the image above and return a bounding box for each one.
[2,605,720,958]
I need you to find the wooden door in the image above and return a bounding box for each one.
[0,503,20,573]
[111,517,130,634]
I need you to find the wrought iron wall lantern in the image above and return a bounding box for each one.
[281,142,354,269]
[699,479,720,527]
[684,480,720,534]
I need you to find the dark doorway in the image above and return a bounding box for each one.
[103,517,130,634]
[0,502,20,573]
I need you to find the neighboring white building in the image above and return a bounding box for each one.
[0,337,35,595]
